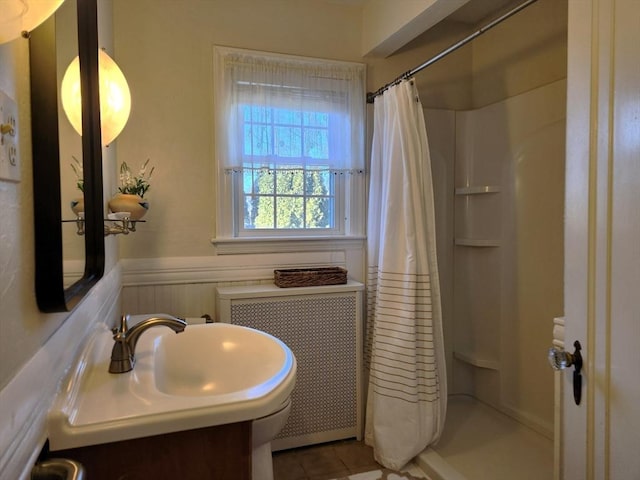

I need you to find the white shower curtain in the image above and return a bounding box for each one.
[365,79,446,469]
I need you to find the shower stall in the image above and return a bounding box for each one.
[417,78,565,480]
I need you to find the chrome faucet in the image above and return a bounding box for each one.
[109,314,187,374]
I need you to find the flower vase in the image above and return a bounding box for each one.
[108,193,149,220]
[70,197,84,216]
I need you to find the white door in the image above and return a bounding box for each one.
[563,0,640,478]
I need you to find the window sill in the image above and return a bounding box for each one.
[211,235,366,255]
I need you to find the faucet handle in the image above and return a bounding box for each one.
[112,314,130,336]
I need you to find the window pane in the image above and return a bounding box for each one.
[274,126,302,157]
[243,194,257,228]
[304,169,331,196]
[251,106,271,123]
[306,196,333,228]
[303,111,329,127]
[276,196,304,229]
[252,125,272,156]
[274,108,301,125]
[242,169,254,194]
[243,124,253,156]
[303,128,329,159]
[275,168,304,195]
[252,195,275,228]
[253,168,274,194]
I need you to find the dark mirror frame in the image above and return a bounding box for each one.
[30,0,105,312]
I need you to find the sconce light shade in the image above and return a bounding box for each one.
[61,49,131,146]
[0,0,65,44]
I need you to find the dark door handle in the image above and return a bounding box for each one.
[548,340,583,405]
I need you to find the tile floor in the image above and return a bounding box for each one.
[272,439,382,480]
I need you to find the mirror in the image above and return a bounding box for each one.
[57,0,85,289]
[30,0,105,312]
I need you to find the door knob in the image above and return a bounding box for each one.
[548,340,583,405]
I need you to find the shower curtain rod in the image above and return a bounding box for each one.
[366,0,540,103]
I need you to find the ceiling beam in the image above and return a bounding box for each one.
[362,0,470,57]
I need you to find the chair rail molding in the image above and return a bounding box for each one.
[120,252,355,287]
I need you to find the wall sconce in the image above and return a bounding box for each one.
[0,0,65,44]
[60,49,131,146]
[103,212,144,236]
[66,211,145,237]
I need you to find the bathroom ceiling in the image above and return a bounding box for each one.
[322,0,529,56]
[447,0,524,24]
[323,0,524,24]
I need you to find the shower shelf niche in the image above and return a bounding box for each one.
[455,185,501,195]
[454,350,500,371]
[455,184,501,247]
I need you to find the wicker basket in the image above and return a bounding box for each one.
[274,267,348,288]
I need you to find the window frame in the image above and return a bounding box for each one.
[213,46,366,248]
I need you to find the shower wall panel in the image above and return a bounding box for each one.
[452,80,566,437]
[423,108,456,394]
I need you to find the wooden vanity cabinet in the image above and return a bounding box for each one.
[52,421,252,479]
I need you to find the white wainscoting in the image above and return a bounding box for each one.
[120,248,364,317]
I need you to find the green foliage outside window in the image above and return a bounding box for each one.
[241,104,335,230]
[245,167,332,229]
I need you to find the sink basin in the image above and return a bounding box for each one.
[47,320,296,451]
[154,324,290,397]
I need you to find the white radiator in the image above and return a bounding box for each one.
[216,281,364,451]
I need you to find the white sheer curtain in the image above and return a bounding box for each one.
[213,46,365,237]
[365,79,446,469]
[214,46,365,172]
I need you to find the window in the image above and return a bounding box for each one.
[241,107,334,230]
[214,47,365,240]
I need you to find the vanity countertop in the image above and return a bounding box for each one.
[48,322,296,450]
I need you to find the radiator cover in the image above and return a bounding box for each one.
[216,281,364,450]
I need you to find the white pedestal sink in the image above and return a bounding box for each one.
[154,323,291,397]
[47,321,296,452]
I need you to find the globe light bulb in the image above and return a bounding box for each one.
[61,49,131,146]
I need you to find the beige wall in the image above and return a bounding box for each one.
[112,0,367,260]
[409,0,567,110]
[471,0,567,108]
[368,19,474,110]
[0,37,61,390]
